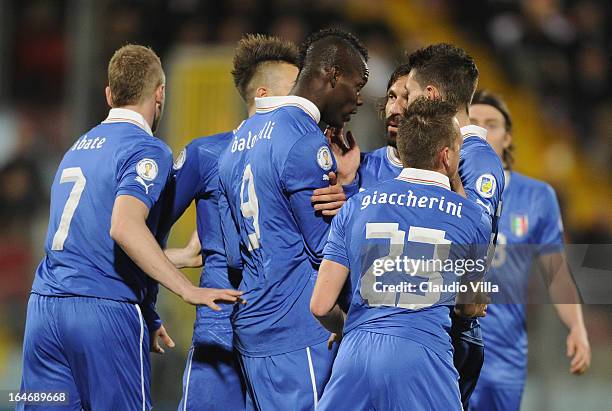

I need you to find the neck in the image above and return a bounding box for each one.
[118,104,154,130]
[455,109,470,127]
[247,103,256,117]
[291,78,326,118]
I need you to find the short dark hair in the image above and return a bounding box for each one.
[297,28,368,80]
[472,89,514,168]
[406,43,478,111]
[232,34,298,102]
[378,62,412,117]
[397,97,459,169]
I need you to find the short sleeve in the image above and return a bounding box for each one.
[168,142,205,223]
[281,132,337,194]
[459,144,505,222]
[323,201,351,268]
[116,139,173,209]
[281,132,338,263]
[534,184,564,255]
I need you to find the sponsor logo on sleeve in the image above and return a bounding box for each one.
[317,146,333,171]
[173,148,186,170]
[136,159,159,181]
[476,173,496,198]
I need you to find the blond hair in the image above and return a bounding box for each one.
[108,44,164,107]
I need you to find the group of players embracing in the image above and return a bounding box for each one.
[20,27,589,411]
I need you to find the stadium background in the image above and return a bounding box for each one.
[0,0,610,409]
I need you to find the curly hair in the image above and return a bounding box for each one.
[297,27,368,80]
[406,43,478,112]
[232,34,298,102]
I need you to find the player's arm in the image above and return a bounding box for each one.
[164,229,203,268]
[310,259,348,336]
[310,128,362,216]
[282,134,339,263]
[455,214,492,318]
[111,195,242,309]
[535,185,590,374]
[311,204,351,345]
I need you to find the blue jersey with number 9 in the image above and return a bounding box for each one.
[218,96,337,357]
[324,168,491,357]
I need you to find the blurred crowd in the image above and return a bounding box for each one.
[0,1,610,407]
[452,0,611,173]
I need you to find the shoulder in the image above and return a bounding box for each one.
[361,146,387,164]
[273,107,321,140]
[512,172,558,203]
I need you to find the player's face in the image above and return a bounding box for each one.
[445,117,463,176]
[384,75,409,147]
[404,70,429,106]
[469,104,511,161]
[152,82,165,133]
[325,64,368,128]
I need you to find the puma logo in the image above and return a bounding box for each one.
[135,176,154,194]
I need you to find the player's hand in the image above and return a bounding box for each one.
[311,172,346,216]
[454,303,488,318]
[325,127,360,185]
[151,325,175,354]
[327,332,342,350]
[183,286,245,311]
[566,325,591,375]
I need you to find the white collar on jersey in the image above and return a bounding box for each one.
[397,168,451,191]
[255,95,321,123]
[460,124,487,141]
[386,145,403,168]
[103,108,153,136]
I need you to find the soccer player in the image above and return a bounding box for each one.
[468,90,590,411]
[217,28,368,410]
[312,97,491,411]
[313,44,504,406]
[163,34,299,411]
[18,45,241,410]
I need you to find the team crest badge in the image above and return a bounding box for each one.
[511,214,529,237]
[476,174,496,198]
[136,158,159,181]
[317,146,333,171]
[173,148,186,170]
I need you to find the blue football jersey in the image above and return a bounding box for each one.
[478,171,563,388]
[32,108,173,312]
[358,146,402,189]
[164,131,241,345]
[324,168,491,357]
[459,125,505,233]
[218,95,337,356]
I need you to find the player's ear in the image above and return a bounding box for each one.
[155,84,165,105]
[426,85,441,100]
[255,86,268,98]
[328,66,340,88]
[503,131,512,149]
[440,147,451,171]
[105,86,114,108]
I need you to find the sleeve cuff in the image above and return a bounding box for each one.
[323,254,350,269]
[342,176,360,200]
[116,189,154,209]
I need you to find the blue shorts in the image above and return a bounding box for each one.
[238,339,337,411]
[19,293,151,410]
[469,384,524,411]
[177,341,245,411]
[318,330,462,411]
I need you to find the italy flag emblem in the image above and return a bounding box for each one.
[511,214,529,237]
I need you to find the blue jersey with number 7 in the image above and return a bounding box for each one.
[32,109,173,305]
[218,95,337,357]
[324,168,491,357]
